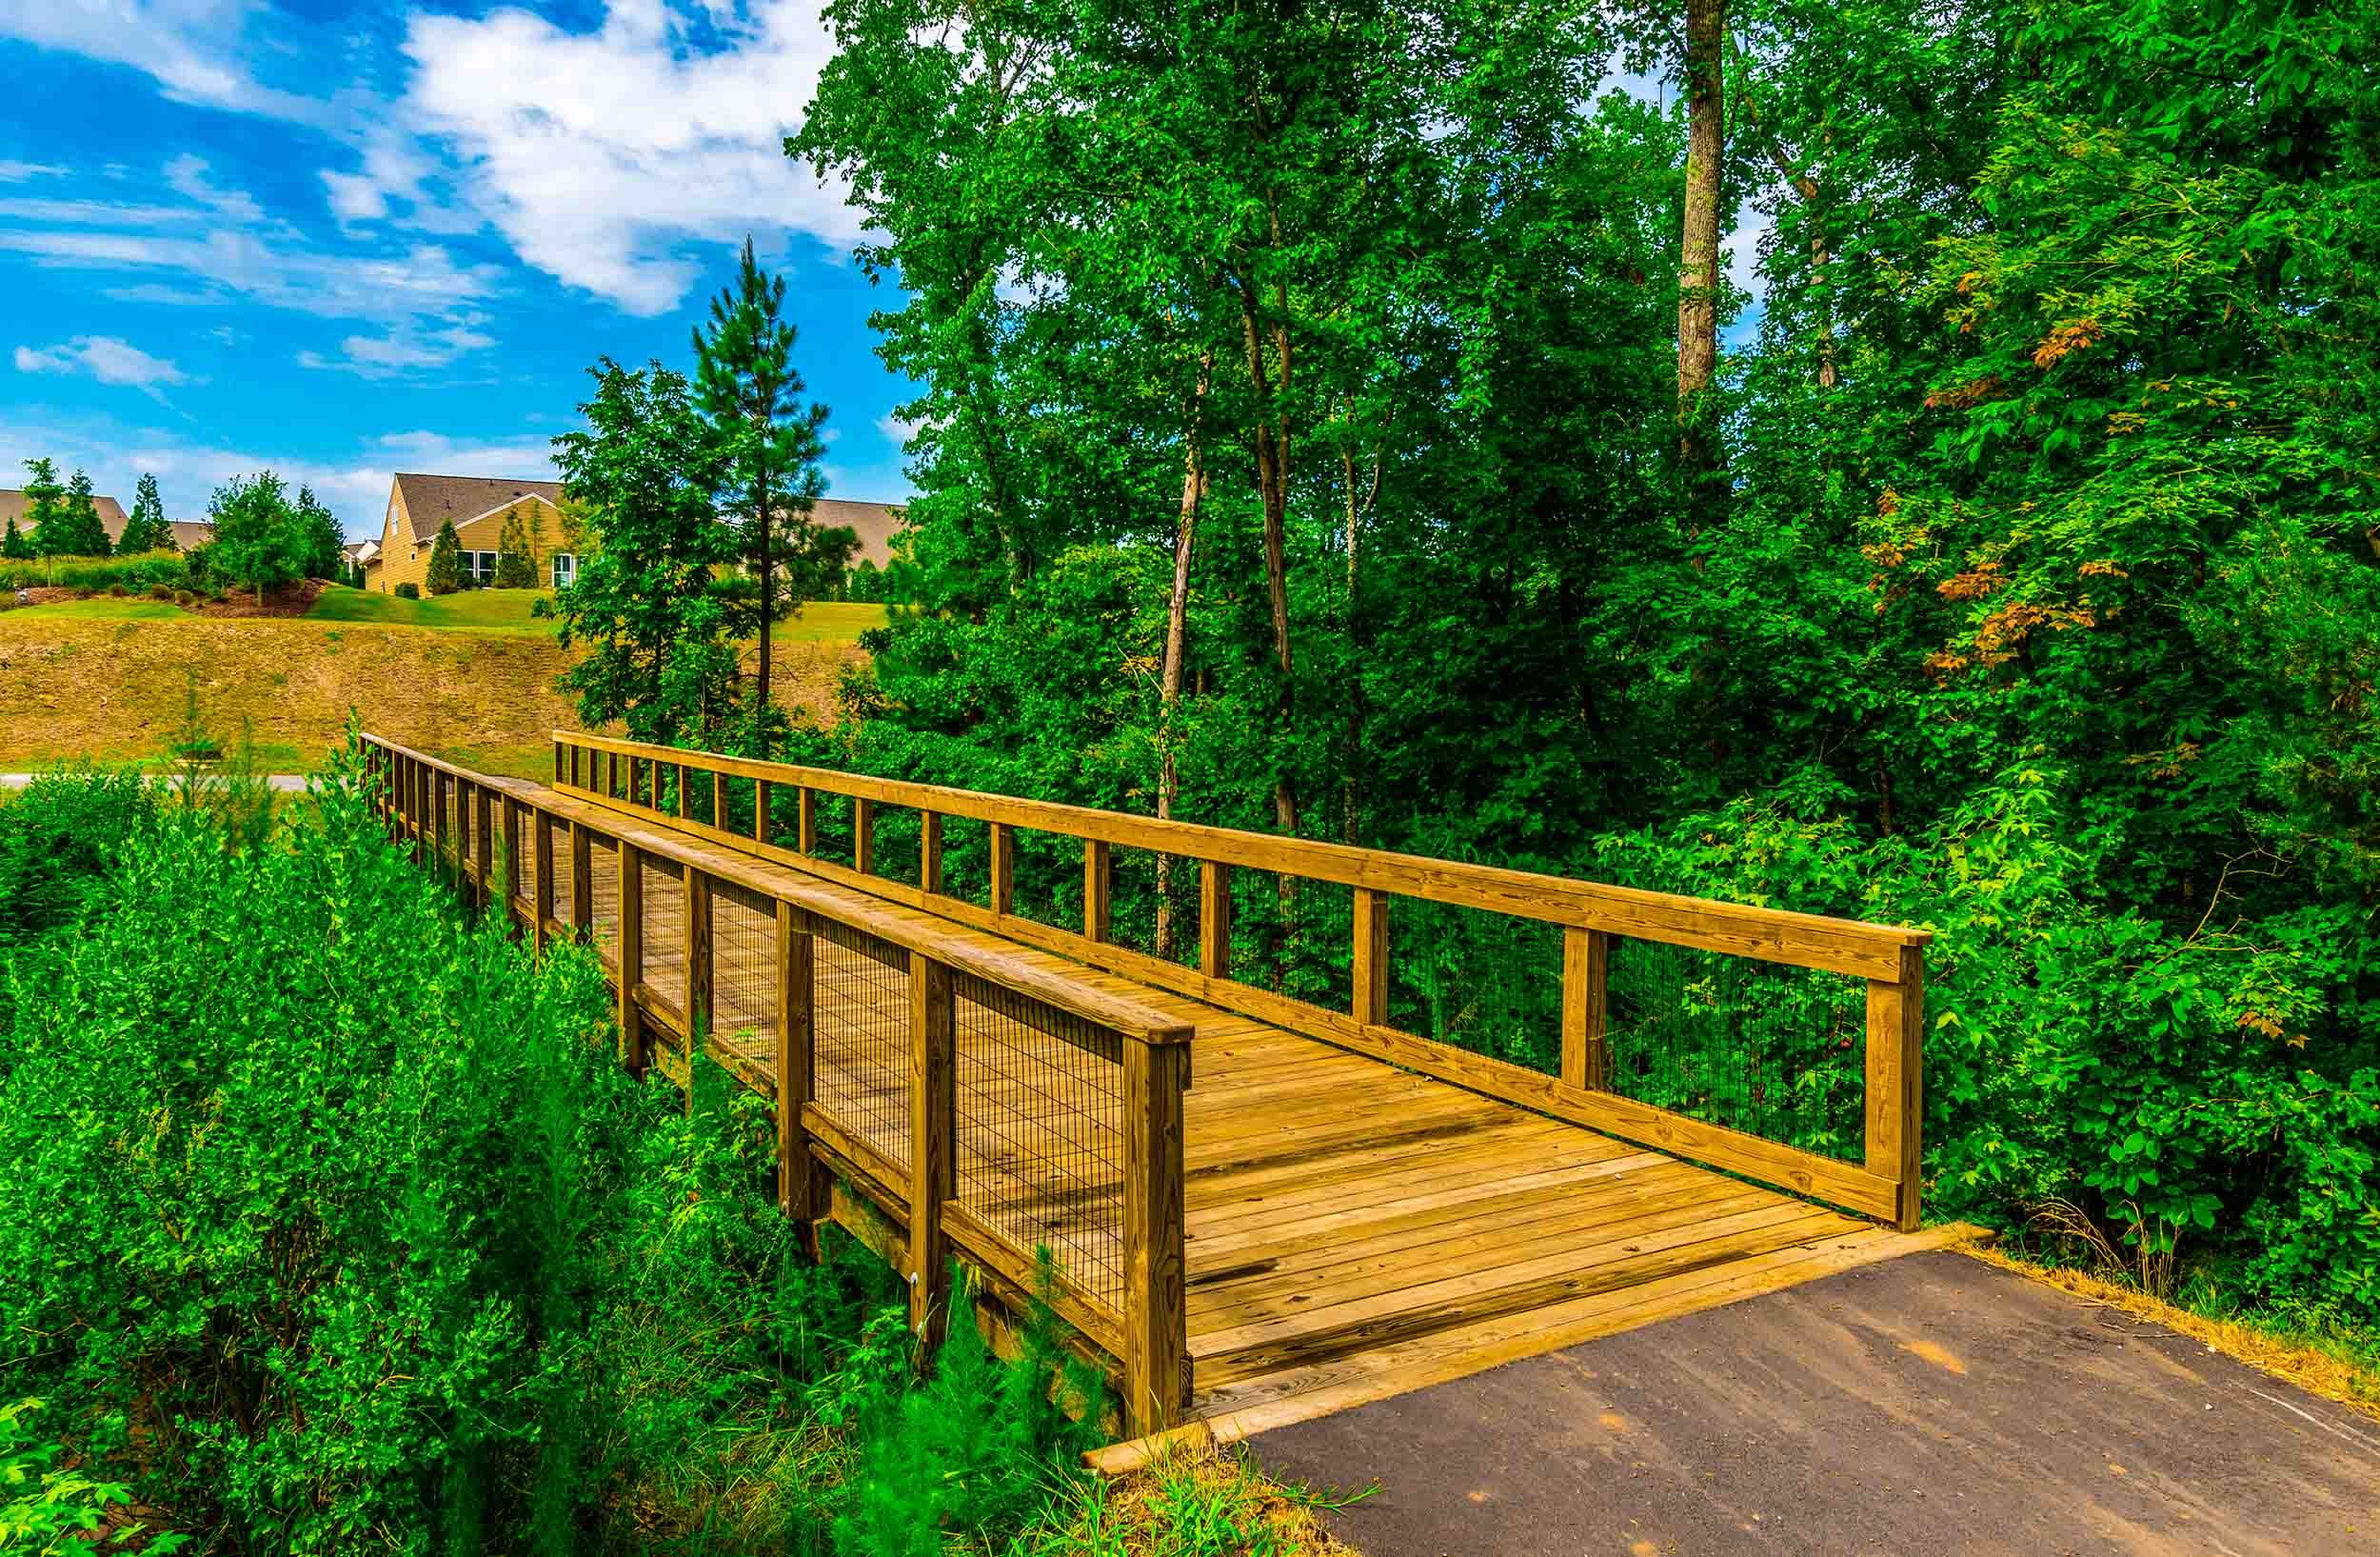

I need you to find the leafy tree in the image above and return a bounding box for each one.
[37,470,113,558]
[289,484,343,580]
[117,472,176,553]
[550,358,748,745]
[425,517,464,595]
[206,471,305,605]
[692,236,830,755]
[495,505,539,588]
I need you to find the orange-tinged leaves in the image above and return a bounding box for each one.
[1924,375,2003,410]
[2033,318,2104,370]
[1937,562,2007,601]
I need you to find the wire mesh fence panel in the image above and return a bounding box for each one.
[640,857,688,1016]
[1004,826,1083,938]
[933,814,992,907]
[809,792,855,867]
[709,887,779,1077]
[587,835,621,973]
[812,922,912,1173]
[952,974,1125,1314]
[547,825,574,927]
[1386,898,1565,1074]
[1101,844,1200,968]
[1227,868,1354,1011]
[870,805,923,888]
[1603,936,1867,1161]
[718,772,760,839]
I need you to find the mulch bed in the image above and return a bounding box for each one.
[3,579,328,617]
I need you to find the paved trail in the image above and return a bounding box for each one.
[1254,1250,2377,1557]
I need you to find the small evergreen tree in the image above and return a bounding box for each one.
[290,485,343,580]
[118,472,175,553]
[494,506,538,589]
[0,518,28,560]
[425,518,464,594]
[39,470,113,558]
[19,458,67,556]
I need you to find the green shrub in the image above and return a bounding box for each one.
[0,1398,187,1555]
[148,583,172,601]
[105,583,126,598]
[394,581,421,600]
[0,550,191,594]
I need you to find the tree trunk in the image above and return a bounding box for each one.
[1155,350,1212,961]
[1678,0,1727,528]
[1238,281,1299,843]
[755,454,772,757]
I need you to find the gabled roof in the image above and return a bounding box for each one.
[391,472,565,544]
[0,487,130,540]
[803,498,905,567]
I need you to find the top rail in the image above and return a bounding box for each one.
[554,729,1925,981]
[365,735,1194,1047]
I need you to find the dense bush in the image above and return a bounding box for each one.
[0,549,192,594]
[393,581,421,600]
[0,760,1106,1553]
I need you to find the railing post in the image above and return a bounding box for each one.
[685,866,713,1104]
[475,785,494,909]
[1352,887,1388,1027]
[907,952,956,1349]
[1199,860,1231,981]
[532,810,555,953]
[712,768,727,828]
[1865,944,1925,1232]
[607,749,620,799]
[570,823,593,938]
[797,787,817,854]
[754,779,772,846]
[776,902,821,1239]
[854,797,876,875]
[920,811,943,894]
[552,739,562,785]
[1084,839,1112,942]
[1561,927,1610,1091]
[502,797,523,934]
[617,841,645,1071]
[989,823,1016,917]
[674,761,689,819]
[1121,1035,1190,1434]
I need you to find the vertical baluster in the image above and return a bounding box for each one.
[712,768,727,829]
[776,901,819,1239]
[684,865,712,1114]
[1121,1034,1190,1434]
[532,810,555,953]
[907,953,955,1347]
[989,823,1016,917]
[1352,887,1389,1028]
[570,823,592,938]
[920,811,943,895]
[1561,927,1610,1091]
[1199,861,1231,980]
[853,797,876,874]
[754,779,772,846]
[1084,839,1112,942]
[797,788,817,855]
[617,841,644,1070]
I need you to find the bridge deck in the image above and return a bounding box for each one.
[503,772,1953,1436]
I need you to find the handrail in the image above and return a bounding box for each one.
[361,731,1195,1432]
[555,729,1926,980]
[367,736,1193,1048]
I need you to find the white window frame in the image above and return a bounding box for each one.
[551,551,576,590]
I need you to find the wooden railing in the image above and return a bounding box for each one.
[548,729,1931,1230]
[362,734,1196,1433]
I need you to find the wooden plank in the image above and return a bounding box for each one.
[778,902,817,1222]
[1084,838,1112,943]
[1866,943,1925,1231]
[854,796,876,875]
[798,786,817,854]
[1200,860,1230,981]
[921,810,943,895]
[1560,927,1609,1090]
[909,953,956,1347]
[684,868,713,1116]
[617,839,644,1068]
[713,768,727,828]
[989,822,1016,916]
[570,821,593,936]
[943,1200,1125,1361]
[532,810,555,954]
[547,730,1928,978]
[754,778,771,845]
[1352,888,1388,1028]
[1121,1039,1190,1433]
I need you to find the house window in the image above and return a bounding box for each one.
[466,550,498,587]
[551,551,576,590]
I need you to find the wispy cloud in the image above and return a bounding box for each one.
[14,335,190,402]
[0,0,331,124]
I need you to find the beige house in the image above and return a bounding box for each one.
[0,488,210,551]
[807,498,904,568]
[365,473,572,594]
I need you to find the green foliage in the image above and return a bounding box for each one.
[0,551,188,594]
[0,519,27,561]
[116,472,176,555]
[0,1398,188,1556]
[393,580,421,600]
[288,484,343,581]
[205,471,312,604]
[550,358,752,746]
[425,516,465,594]
[0,766,154,948]
[495,507,540,588]
[21,460,111,559]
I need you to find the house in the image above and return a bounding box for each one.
[805,498,904,568]
[365,472,571,594]
[0,488,210,551]
[343,539,381,575]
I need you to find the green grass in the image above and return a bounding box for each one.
[305,589,887,642]
[4,598,194,622]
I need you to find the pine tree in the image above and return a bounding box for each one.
[692,237,830,756]
[291,484,343,579]
[19,457,68,556]
[426,517,464,594]
[36,469,112,557]
[1,518,28,560]
[495,506,539,588]
[119,472,175,553]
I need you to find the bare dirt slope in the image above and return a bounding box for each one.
[1252,1249,2378,1557]
[0,613,863,778]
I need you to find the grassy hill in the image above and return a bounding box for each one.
[0,592,883,778]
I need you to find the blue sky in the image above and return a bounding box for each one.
[0,1,914,540]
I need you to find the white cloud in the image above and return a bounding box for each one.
[298,320,499,379]
[376,0,856,315]
[0,160,64,183]
[0,0,327,123]
[14,335,190,401]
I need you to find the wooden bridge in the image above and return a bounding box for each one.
[365,730,1957,1450]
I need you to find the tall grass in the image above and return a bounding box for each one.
[0,549,192,593]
